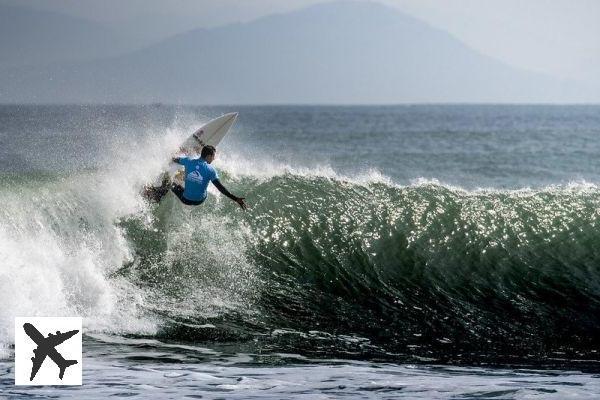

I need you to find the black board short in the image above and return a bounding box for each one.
[171,184,205,206]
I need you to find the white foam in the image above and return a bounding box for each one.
[214,150,395,187]
[143,208,261,320]
[0,159,162,352]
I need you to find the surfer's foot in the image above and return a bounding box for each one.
[142,174,172,203]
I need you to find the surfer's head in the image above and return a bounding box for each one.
[201,145,216,163]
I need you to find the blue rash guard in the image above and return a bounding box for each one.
[176,156,218,202]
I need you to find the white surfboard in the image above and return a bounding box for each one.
[149,112,238,189]
[179,112,238,155]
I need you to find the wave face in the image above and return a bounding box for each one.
[110,167,600,364]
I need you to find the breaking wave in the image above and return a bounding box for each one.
[3,143,600,365]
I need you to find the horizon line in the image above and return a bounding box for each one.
[2,102,600,107]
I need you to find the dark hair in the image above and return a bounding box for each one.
[201,145,216,158]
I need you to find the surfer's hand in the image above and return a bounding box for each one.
[235,197,247,210]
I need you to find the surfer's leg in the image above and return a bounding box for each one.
[171,183,187,203]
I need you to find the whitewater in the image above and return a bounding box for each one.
[2,104,600,398]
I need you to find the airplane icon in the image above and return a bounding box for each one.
[23,323,79,381]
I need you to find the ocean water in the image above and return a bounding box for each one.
[1,104,600,398]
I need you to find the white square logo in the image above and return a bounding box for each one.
[14,317,82,385]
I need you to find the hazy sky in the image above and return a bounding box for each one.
[3,0,599,84]
[387,0,600,85]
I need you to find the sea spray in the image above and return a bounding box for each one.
[0,168,157,351]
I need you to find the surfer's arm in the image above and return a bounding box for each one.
[172,156,187,165]
[212,179,247,210]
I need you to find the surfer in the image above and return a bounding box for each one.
[145,145,247,210]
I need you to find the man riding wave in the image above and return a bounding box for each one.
[144,145,247,210]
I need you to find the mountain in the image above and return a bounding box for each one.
[0,4,128,68]
[1,1,597,104]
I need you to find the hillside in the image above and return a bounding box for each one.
[1,1,596,104]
